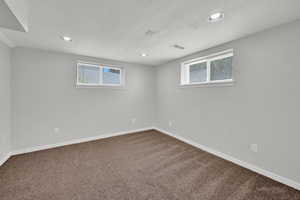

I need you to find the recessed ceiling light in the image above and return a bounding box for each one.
[141,53,148,57]
[208,11,224,22]
[61,36,72,42]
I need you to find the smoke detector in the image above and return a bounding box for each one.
[145,30,156,36]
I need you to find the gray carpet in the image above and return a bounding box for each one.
[1,130,300,200]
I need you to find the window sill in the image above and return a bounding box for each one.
[75,84,126,90]
[179,80,235,88]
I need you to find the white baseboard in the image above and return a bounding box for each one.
[11,127,154,156]
[153,127,300,191]
[0,152,11,166]
[4,126,300,191]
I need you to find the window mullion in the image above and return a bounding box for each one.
[186,65,190,84]
[99,66,103,85]
[207,60,211,82]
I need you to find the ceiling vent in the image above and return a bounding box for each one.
[172,44,185,50]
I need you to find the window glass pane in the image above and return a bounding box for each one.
[189,62,207,83]
[103,67,121,85]
[78,64,100,84]
[210,56,232,81]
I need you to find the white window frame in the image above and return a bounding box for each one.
[76,62,124,87]
[180,49,234,86]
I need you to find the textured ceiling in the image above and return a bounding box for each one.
[1,0,300,65]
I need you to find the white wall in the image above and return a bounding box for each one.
[155,20,300,183]
[11,47,155,150]
[6,19,300,186]
[0,40,11,161]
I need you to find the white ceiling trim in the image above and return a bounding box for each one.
[0,31,15,47]
[3,0,29,32]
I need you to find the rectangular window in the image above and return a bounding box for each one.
[102,67,121,85]
[189,61,207,83]
[77,62,123,86]
[181,49,233,86]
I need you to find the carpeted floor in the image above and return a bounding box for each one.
[1,130,300,200]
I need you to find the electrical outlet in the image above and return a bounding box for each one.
[54,128,60,133]
[250,144,258,153]
[168,121,173,127]
[131,118,136,124]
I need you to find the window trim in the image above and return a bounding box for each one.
[76,61,124,88]
[180,49,234,86]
